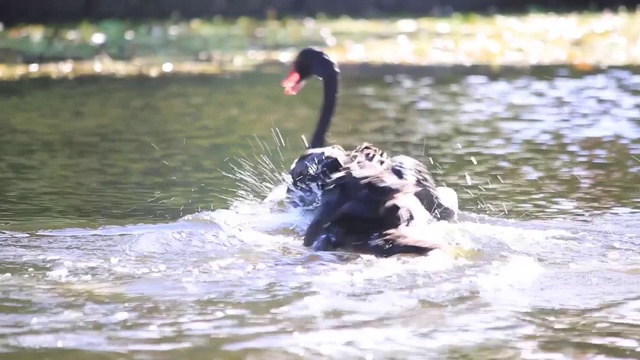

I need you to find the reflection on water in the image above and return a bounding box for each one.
[0,66,639,359]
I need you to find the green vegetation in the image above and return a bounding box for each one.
[1,10,640,79]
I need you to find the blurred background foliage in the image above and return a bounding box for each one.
[1,0,639,25]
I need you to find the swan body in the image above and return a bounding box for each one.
[303,149,456,257]
[285,142,392,207]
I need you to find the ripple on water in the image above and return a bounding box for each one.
[350,68,640,219]
[2,68,640,358]
[2,199,640,358]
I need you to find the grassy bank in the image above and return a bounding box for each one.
[1,10,639,79]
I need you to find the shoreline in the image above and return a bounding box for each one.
[2,59,639,82]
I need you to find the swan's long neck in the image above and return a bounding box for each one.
[309,69,338,149]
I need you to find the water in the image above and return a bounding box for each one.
[0,65,639,359]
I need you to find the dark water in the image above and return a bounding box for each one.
[1,66,640,359]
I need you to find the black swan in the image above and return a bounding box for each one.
[280,47,457,255]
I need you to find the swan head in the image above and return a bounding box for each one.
[281,47,338,95]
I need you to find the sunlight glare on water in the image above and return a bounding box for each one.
[0,67,639,359]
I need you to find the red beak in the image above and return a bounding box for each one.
[281,68,306,95]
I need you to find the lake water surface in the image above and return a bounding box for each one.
[1,65,640,359]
